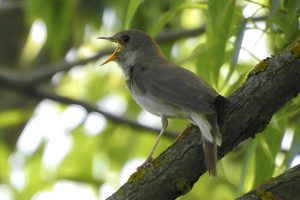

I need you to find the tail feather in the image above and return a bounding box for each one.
[190,113,213,143]
[203,138,217,176]
[190,112,221,176]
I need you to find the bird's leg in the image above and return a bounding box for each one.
[138,116,168,170]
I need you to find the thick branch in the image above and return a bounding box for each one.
[236,164,300,200]
[107,42,300,200]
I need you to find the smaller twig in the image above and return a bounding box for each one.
[25,48,114,85]
[21,28,207,85]
[0,1,24,10]
[33,88,177,138]
[0,70,177,137]
[155,27,206,43]
[13,17,267,86]
[227,41,260,61]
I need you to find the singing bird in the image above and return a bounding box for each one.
[99,30,223,176]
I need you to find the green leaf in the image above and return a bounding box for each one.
[148,1,183,36]
[270,0,300,48]
[198,0,236,88]
[237,140,256,195]
[149,2,207,36]
[285,0,300,41]
[0,141,10,182]
[253,125,283,187]
[20,145,49,200]
[0,109,32,128]
[58,128,99,183]
[124,0,145,29]
[222,19,246,89]
[268,0,280,21]
[193,43,211,83]
[223,72,246,95]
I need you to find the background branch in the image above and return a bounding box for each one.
[12,27,208,86]
[34,89,177,138]
[0,71,176,138]
[106,42,300,199]
[3,17,267,86]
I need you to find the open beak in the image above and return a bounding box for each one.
[98,36,121,66]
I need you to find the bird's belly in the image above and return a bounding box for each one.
[131,91,188,118]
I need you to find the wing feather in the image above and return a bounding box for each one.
[132,61,218,115]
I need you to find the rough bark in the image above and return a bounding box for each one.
[107,42,300,200]
[236,164,300,200]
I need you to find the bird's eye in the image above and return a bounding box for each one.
[121,34,130,43]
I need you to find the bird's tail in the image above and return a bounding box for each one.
[190,113,221,176]
[203,139,217,176]
[203,123,220,176]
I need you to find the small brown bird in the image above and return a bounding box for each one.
[98,30,222,176]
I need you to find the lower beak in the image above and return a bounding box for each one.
[100,46,121,66]
[97,36,121,66]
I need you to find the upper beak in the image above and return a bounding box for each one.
[98,36,121,66]
[97,36,118,43]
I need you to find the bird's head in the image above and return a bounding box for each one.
[98,30,163,67]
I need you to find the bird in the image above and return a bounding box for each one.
[98,30,223,176]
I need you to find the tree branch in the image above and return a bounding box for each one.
[106,41,300,200]
[236,164,300,200]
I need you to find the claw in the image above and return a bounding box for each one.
[136,116,168,175]
[137,157,159,175]
[137,156,153,170]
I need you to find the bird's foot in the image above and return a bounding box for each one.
[137,156,156,171]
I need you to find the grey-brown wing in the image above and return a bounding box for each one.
[133,61,218,115]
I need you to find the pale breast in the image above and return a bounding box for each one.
[120,59,190,118]
[130,87,189,118]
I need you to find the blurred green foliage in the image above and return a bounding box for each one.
[0,0,299,199]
